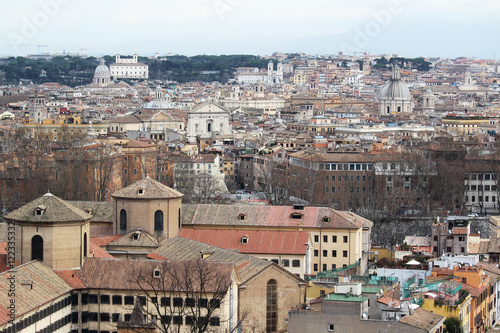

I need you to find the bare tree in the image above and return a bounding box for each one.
[130,260,243,333]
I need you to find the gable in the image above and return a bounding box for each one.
[189,102,229,115]
[150,111,175,121]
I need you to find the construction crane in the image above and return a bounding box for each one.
[21,43,48,54]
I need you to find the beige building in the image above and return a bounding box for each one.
[151,236,306,333]
[181,204,373,276]
[5,192,92,270]
[111,177,183,238]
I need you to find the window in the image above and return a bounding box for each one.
[100,313,110,322]
[120,209,127,231]
[462,277,467,283]
[173,298,183,307]
[198,298,208,308]
[210,299,220,308]
[173,316,183,325]
[314,235,319,242]
[282,259,289,267]
[332,250,337,257]
[112,313,120,322]
[210,317,221,326]
[161,315,171,324]
[446,247,452,252]
[343,236,348,243]
[461,247,465,253]
[323,235,328,242]
[89,294,98,304]
[161,297,170,307]
[266,280,278,332]
[100,295,110,304]
[88,312,99,322]
[31,235,43,261]
[331,264,336,270]
[138,296,146,305]
[154,210,163,232]
[314,263,318,271]
[328,324,335,331]
[124,296,134,305]
[323,250,327,257]
[185,298,196,307]
[332,235,337,243]
[322,264,327,271]
[314,250,319,257]
[343,251,348,258]
[292,260,300,267]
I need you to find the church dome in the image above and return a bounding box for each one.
[95,59,110,77]
[380,65,411,100]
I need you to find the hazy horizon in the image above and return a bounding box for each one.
[1,0,498,59]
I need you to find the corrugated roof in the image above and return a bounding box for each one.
[5,193,92,223]
[112,177,183,199]
[182,204,368,230]
[179,229,309,255]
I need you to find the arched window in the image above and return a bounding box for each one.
[154,210,164,231]
[207,122,212,132]
[266,279,278,332]
[120,209,127,232]
[83,232,88,258]
[32,235,44,261]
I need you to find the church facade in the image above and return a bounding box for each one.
[186,102,231,144]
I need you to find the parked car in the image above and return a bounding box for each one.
[468,213,478,218]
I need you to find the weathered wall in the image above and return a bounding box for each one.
[371,218,490,247]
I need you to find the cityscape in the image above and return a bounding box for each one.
[1,1,500,333]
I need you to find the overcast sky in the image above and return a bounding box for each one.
[1,0,499,59]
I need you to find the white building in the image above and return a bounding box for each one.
[186,102,231,144]
[93,58,111,86]
[237,60,284,85]
[110,54,148,80]
[379,65,414,115]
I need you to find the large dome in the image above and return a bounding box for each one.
[380,65,411,99]
[381,80,411,99]
[95,59,110,77]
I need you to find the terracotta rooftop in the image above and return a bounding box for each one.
[0,261,73,325]
[152,236,302,284]
[182,204,370,230]
[5,192,92,223]
[112,177,183,199]
[179,229,309,255]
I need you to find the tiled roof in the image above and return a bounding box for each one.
[5,193,92,223]
[461,283,488,297]
[182,204,368,230]
[112,177,183,199]
[68,201,114,223]
[0,261,72,325]
[452,227,468,235]
[399,308,444,331]
[109,230,158,248]
[152,236,295,283]
[81,257,234,292]
[54,269,86,289]
[179,229,309,255]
